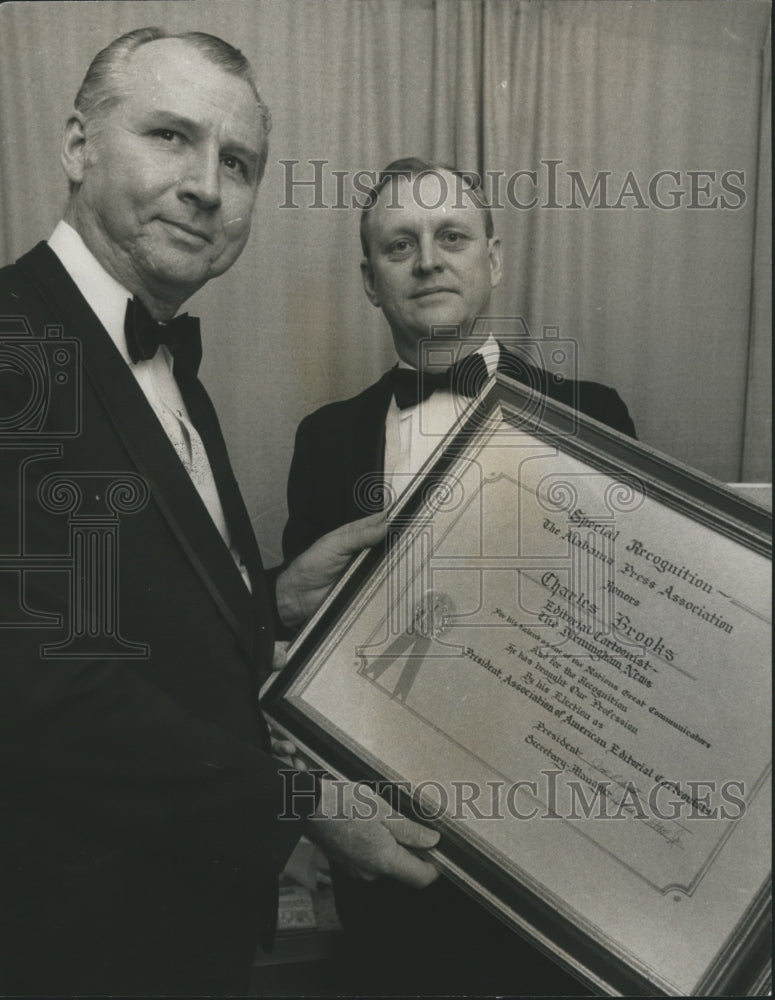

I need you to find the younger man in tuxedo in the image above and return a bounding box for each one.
[282,157,636,994]
[284,157,635,561]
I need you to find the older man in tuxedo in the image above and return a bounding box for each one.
[0,35,438,996]
[282,157,636,994]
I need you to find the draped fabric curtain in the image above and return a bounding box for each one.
[0,0,769,561]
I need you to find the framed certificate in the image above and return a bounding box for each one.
[262,374,771,997]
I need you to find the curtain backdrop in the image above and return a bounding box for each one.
[0,0,770,561]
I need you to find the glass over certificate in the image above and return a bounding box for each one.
[263,375,771,997]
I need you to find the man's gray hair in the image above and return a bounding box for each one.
[73,27,272,181]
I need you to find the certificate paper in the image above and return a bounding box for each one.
[264,376,771,996]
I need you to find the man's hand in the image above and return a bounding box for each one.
[276,512,387,630]
[305,779,440,888]
[268,726,308,771]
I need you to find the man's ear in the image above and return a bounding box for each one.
[60,113,89,185]
[360,257,380,307]
[488,237,503,289]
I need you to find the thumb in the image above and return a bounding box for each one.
[387,847,441,889]
[341,511,387,552]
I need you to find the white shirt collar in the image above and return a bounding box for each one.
[48,220,134,364]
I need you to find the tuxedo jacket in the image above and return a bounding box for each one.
[0,244,314,994]
[283,351,636,561]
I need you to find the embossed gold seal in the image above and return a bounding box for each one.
[412,590,455,638]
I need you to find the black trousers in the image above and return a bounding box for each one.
[0,847,264,996]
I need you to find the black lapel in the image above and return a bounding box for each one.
[171,361,275,674]
[497,342,583,413]
[497,343,550,394]
[17,243,257,662]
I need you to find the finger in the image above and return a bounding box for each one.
[272,641,289,671]
[291,755,308,772]
[272,739,297,757]
[382,814,441,850]
[385,845,441,889]
[341,512,387,552]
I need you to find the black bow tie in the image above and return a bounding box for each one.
[124,296,202,373]
[391,350,491,409]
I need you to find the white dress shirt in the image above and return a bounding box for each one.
[48,221,251,591]
[383,336,500,504]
